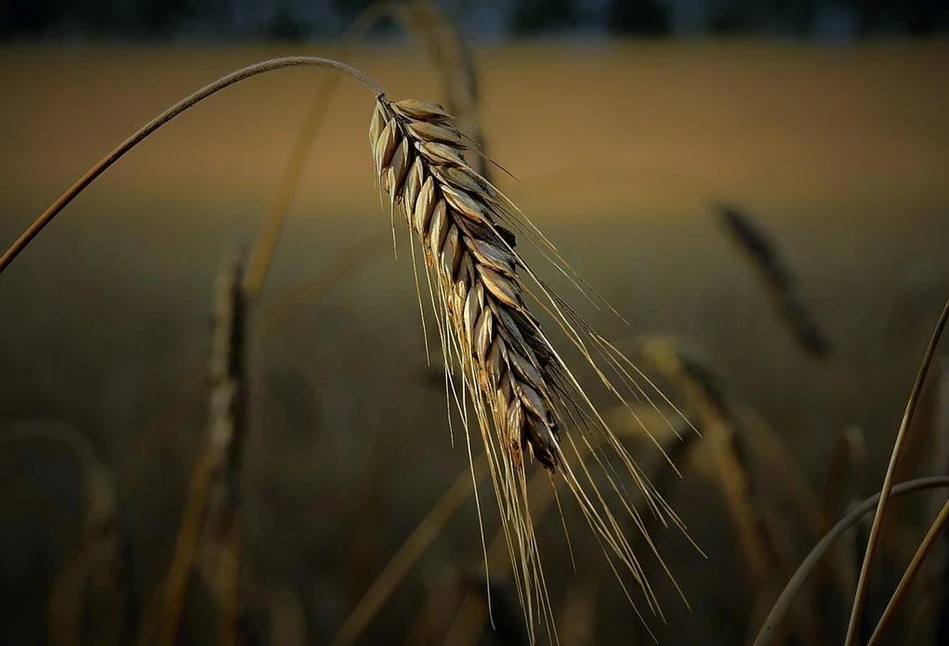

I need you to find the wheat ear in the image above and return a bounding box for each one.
[718,204,832,359]
[371,95,689,640]
[1,54,682,640]
[158,249,249,646]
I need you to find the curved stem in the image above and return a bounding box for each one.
[0,56,383,277]
[844,296,949,645]
[242,2,437,298]
[752,475,949,644]
[867,495,949,644]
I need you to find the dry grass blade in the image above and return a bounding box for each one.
[753,475,949,644]
[907,358,949,643]
[372,95,692,640]
[717,204,832,360]
[0,422,127,646]
[845,295,949,645]
[157,249,249,646]
[867,495,949,644]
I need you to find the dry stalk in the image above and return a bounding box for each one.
[157,249,249,646]
[868,495,949,644]
[0,57,382,277]
[717,204,832,360]
[905,357,949,644]
[753,475,949,644]
[846,295,949,645]
[0,422,127,646]
[331,457,483,646]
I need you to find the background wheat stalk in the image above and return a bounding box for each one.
[0,422,129,646]
[157,249,249,646]
[717,204,832,360]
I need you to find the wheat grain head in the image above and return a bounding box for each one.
[717,204,832,360]
[370,95,687,640]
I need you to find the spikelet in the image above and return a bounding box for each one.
[370,95,686,640]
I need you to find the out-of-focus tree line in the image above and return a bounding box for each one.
[1,0,947,41]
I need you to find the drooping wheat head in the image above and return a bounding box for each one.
[370,95,688,639]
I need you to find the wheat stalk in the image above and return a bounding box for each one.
[753,475,949,644]
[846,295,949,645]
[903,357,949,644]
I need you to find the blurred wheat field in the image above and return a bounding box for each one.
[1,41,948,644]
